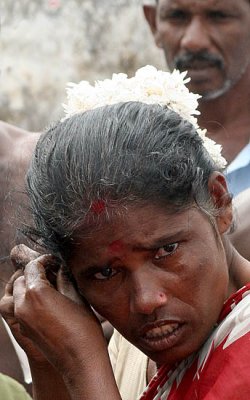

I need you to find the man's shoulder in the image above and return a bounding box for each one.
[0,121,40,163]
[0,121,40,206]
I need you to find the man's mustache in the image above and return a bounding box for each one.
[174,51,224,71]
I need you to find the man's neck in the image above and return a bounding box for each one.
[197,71,250,164]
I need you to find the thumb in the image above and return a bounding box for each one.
[56,266,86,306]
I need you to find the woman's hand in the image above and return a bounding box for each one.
[0,244,84,400]
[0,244,121,400]
[0,246,49,363]
[0,244,103,371]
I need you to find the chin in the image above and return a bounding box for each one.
[148,346,193,369]
[200,83,232,101]
[198,75,247,101]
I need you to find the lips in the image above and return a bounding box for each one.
[139,320,185,352]
[183,61,217,70]
[185,65,219,83]
[144,322,179,339]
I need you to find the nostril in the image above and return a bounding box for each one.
[158,292,168,304]
[131,289,168,315]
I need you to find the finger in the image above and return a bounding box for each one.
[57,267,84,305]
[0,295,14,319]
[11,245,61,284]
[1,275,25,319]
[23,255,57,290]
[12,275,27,303]
[23,253,61,290]
[4,270,24,296]
[0,271,24,320]
[10,244,41,271]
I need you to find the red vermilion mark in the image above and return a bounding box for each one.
[90,199,106,214]
[108,240,124,253]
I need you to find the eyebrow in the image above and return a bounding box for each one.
[77,229,189,274]
[132,229,188,252]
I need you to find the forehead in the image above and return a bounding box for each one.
[157,0,249,11]
[81,203,182,245]
[72,204,213,261]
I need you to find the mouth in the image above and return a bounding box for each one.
[184,65,220,84]
[182,61,217,70]
[140,321,185,351]
[176,60,220,80]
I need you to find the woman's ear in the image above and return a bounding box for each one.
[208,172,233,234]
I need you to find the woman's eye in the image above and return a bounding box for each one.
[94,267,117,280]
[154,243,178,260]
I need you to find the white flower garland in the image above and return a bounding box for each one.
[63,65,226,168]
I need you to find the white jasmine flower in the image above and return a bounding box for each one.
[62,65,226,169]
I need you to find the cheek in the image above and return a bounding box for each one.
[223,32,250,65]
[90,298,129,331]
[158,26,180,48]
[172,250,227,304]
[188,258,228,315]
[79,283,129,324]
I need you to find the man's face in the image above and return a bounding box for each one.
[69,202,231,367]
[147,0,250,100]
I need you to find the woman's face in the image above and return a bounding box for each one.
[69,203,231,367]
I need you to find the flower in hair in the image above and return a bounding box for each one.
[63,65,226,169]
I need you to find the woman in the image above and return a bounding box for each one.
[0,67,250,399]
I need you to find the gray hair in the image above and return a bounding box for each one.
[26,101,221,260]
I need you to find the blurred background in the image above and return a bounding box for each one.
[0,0,165,131]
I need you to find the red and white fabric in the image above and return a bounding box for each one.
[140,284,250,400]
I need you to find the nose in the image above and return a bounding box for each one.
[130,269,168,315]
[180,17,211,53]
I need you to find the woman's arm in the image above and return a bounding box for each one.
[0,268,71,400]
[30,361,71,400]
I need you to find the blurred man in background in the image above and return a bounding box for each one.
[143,0,250,196]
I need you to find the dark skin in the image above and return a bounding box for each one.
[0,173,249,400]
[143,0,250,163]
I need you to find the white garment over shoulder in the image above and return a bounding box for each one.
[108,329,148,400]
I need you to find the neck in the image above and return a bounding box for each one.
[224,237,250,294]
[197,69,250,163]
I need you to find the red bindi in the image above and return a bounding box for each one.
[90,199,106,214]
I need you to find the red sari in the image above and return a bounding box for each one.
[140,284,250,400]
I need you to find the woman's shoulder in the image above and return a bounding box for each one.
[0,373,32,400]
